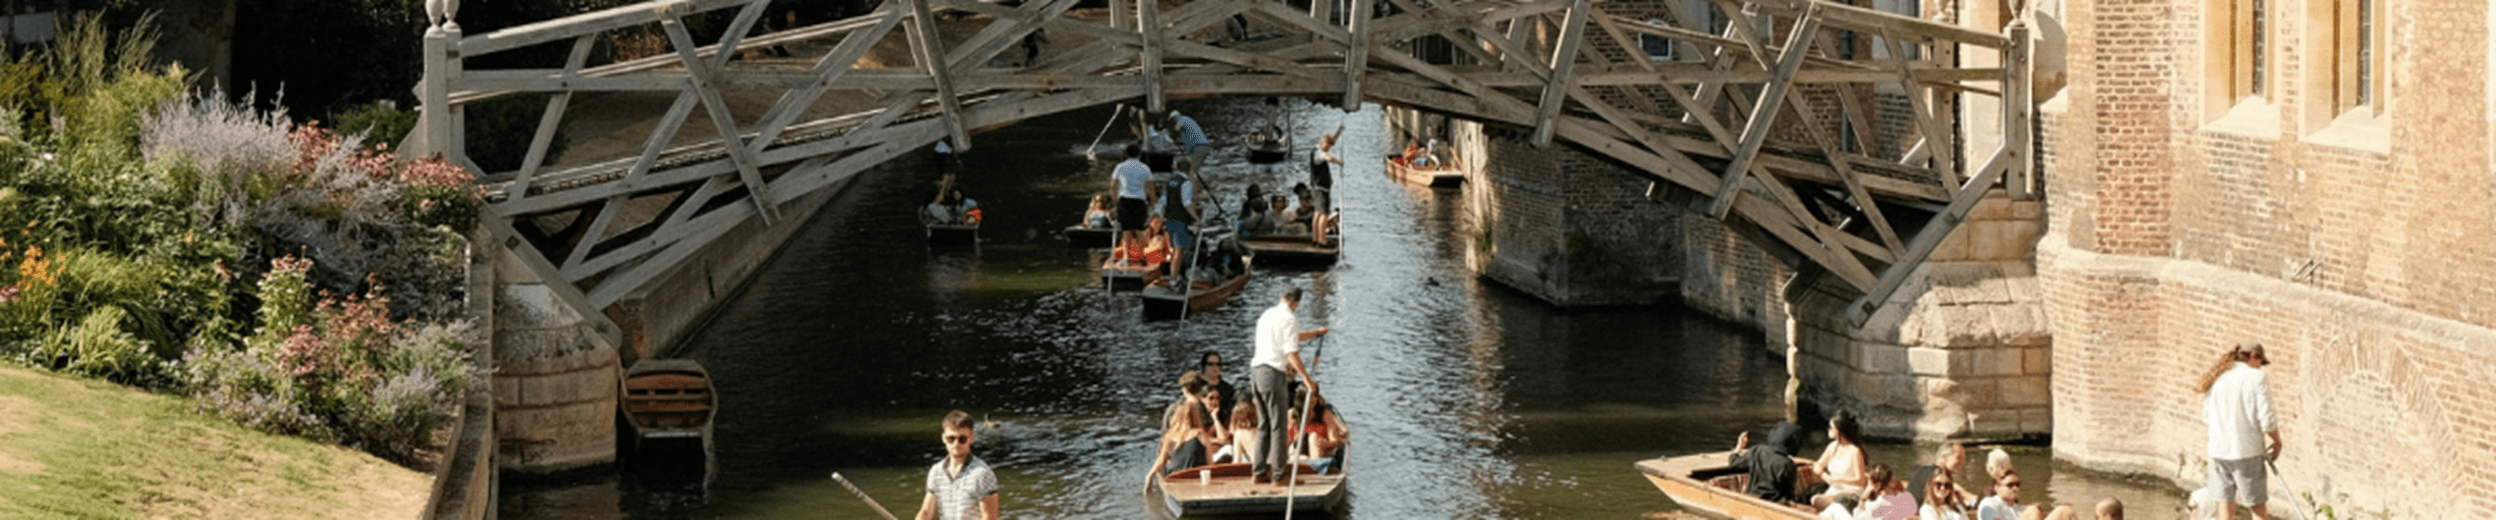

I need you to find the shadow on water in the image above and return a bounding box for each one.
[498,97,2185,519]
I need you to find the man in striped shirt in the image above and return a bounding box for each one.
[918,410,1000,520]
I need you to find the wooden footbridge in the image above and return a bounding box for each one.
[407,0,2034,345]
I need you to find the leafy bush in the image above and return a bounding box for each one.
[330,100,417,150]
[186,256,479,463]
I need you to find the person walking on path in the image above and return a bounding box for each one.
[1250,285,1329,484]
[917,410,1000,520]
[2196,342,2282,520]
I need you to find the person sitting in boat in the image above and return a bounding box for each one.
[1811,411,1873,511]
[1425,137,1456,168]
[1146,384,1218,492]
[1401,140,1432,167]
[1085,194,1115,228]
[1239,197,1283,238]
[1214,400,1260,466]
[1922,458,1975,520]
[1728,421,1805,505]
[1826,463,1917,520]
[1290,387,1349,475]
[1116,216,1173,268]
[1268,193,1311,236]
[925,174,962,224]
[951,190,982,225]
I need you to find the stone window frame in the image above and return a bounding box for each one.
[2202,0,2270,123]
[2296,0,2389,151]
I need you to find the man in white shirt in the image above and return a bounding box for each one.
[2201,342,2280,520]
[1112,143,1154,249]
[1250,285,1328,484]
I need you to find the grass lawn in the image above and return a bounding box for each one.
[0,367,429,518]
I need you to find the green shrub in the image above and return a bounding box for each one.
[464,94,566,173]
[330,101,416,150]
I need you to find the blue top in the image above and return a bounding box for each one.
[1114,158,1152,199]
[1172,115,1209,152]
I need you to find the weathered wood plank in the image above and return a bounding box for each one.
[1529,0,1589,145]
[905,0,972,151]
[1848,147,2011,325]
[1704,2,1820,219]
[664,17,782,224]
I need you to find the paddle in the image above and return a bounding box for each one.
[1085,103,1126,161]
[2265,459,2313,520]
[1283,329,1327,520]
[830,472,902,520]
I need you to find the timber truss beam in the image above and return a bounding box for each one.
[410,0,2032,331]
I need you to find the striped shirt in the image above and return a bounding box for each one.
[924,456,999,520]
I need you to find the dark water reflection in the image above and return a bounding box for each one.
[499,98,2182,519]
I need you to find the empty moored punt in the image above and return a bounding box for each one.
[1140,265,1252,321]
[1247,133,1291,163]
[1150,463,1347,518]
[1384,157,1465,188]
[1243,235,1341,267]
[1634,451,1820,520]
[622,359,716,445]
[1062,225,1114,248]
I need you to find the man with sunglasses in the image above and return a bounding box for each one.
[918,410,999,520]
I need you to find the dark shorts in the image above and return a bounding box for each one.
[1117,198,1148,230]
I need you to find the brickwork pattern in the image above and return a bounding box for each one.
[2045,0,2496,517]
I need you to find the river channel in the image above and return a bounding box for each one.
[498,98,2186,519]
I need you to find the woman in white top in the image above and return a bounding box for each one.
[1812,411,1871,511]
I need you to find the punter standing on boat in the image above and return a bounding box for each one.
[1251,285,1329,484]
[918,410,999,520]
[2197,342,2281,520]
[1113,143,1154,250]
[1166,110,1211,165]
[1158,159,1204,287]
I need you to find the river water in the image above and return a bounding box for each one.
[499,98,2186,519]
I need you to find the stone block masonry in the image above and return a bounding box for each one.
[2043,0,2496,517]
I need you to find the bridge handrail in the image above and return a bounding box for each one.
[459,0,755,57]
[449,8,900,106]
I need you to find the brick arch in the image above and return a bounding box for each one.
[2301,329,2463,519]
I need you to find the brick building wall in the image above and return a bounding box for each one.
[2043,0,2496,517]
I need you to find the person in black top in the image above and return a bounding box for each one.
[1729,421,1805,504]
[1199,351,1240,425]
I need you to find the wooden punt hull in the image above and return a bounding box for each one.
[926,223,979,245]
[1634,452,1818,520]
[1243,235,1341,267]
[1385,158,1465,188]
[1140,267,1251,321]
[1100,262,1157,292]
[1062,225,1114,248]
[1143,147,1179,171]
[622,359,715,442]
[1247,135,1291,163]
[1151,462,1346,518]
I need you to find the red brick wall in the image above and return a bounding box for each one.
[2043,0,2496,516]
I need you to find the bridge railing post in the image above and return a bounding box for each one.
[419,4,466,167]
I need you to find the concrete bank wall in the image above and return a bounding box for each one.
[607,176,854,361]
[1788,189,2053,442]
[1416,108,1794,345]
